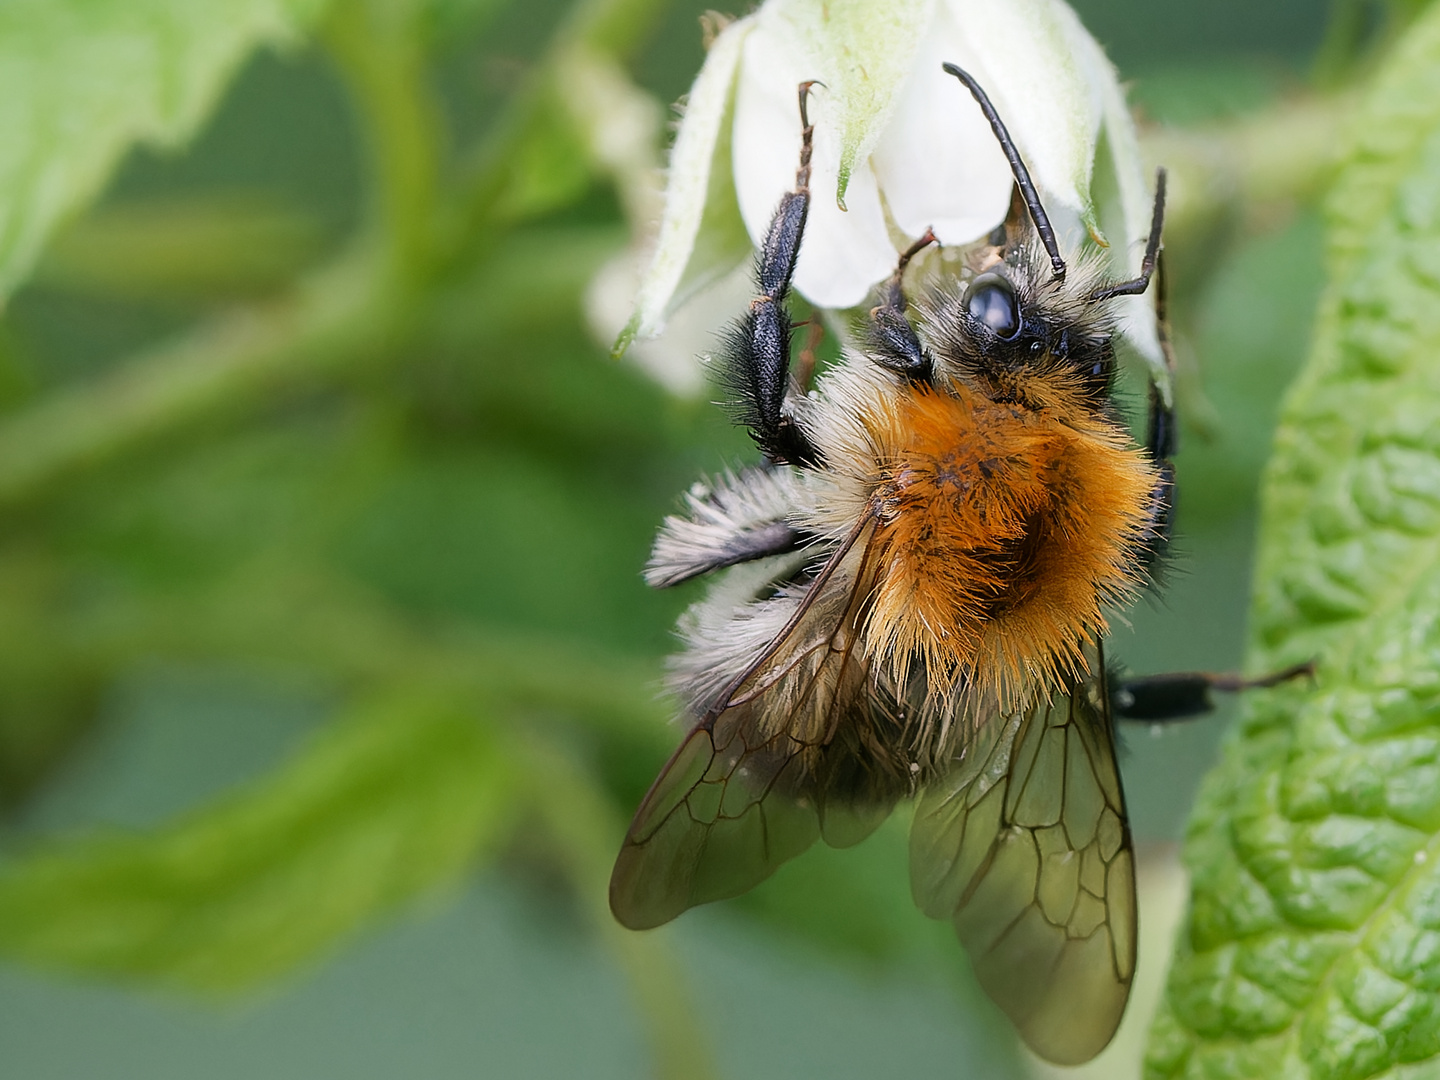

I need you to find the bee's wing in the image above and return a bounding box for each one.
[611,528,897,931]
[609,719,825,931]
[909,650,1136,1066]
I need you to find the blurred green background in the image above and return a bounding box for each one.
[0,0,1387,1076]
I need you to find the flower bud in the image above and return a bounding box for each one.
[619,0,1165,394]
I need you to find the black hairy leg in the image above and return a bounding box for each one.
[719,82,823,467]
[867,229,936,380]
[1111,661,1315,723]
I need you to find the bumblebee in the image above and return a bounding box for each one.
[610,66,1302,1065]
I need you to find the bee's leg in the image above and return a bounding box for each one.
[867,229,936,380]
[1112,661,1315,723]
[645,469,815,588]
[1089,169,1167,302]
[721,82,823,468]
[1138,243,1180,561]
[1138,384,1178,560]
[793,315,824,394]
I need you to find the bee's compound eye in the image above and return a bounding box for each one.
[964,273,1020,339]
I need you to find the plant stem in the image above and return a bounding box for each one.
[323,0,444,286]
[0,251,395,504]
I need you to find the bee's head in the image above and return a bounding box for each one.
[914,243,1120,411]
[910,64,1164,417]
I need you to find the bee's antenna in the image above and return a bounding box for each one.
[1089,168,1168,302]
[942,63,1066,281]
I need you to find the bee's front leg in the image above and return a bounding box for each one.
[720,82,823,468]
[865,229,936,381]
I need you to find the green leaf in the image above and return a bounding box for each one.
[485,81,595,225]
[0,689,521,990]
[419,0,513,51]
[0,0,331,307]
[1148,9,1440,1079]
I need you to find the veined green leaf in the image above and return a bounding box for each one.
[0,689,521,991]
[1148,9,1440,1079]
[0,0,331,307]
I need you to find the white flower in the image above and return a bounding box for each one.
[618,0,1166,395]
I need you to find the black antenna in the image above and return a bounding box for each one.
[941,63,1066,281]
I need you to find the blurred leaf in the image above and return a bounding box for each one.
[421,0,517,52]
[0,0,333,307]
[0,549,108,806]
[1130,59,1299,127]
[1148,10,1440,1078]
[0,247,393,505]
[487,82,596,223]
[0,688,521,990]
[1313,0,1433,88]
[452,0,670,250]
[1174,213,1326,530]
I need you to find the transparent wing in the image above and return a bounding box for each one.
[909,647,1136,1066]
[609,720,824,931]
[611,530,900,931]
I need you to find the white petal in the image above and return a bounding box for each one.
[792,151,897,307]
[942,0,1102,226]
[1055,2,1168,398]
[733,25,897,309]
[871,2,1013,246]
[626,16,754,345]
[589,251,752,396]
[1054,2,1148,271]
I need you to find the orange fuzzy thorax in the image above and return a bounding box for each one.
[862,379,1157,712]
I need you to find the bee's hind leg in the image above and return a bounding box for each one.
[1112,662,1315,723]
[719,82,824,468]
